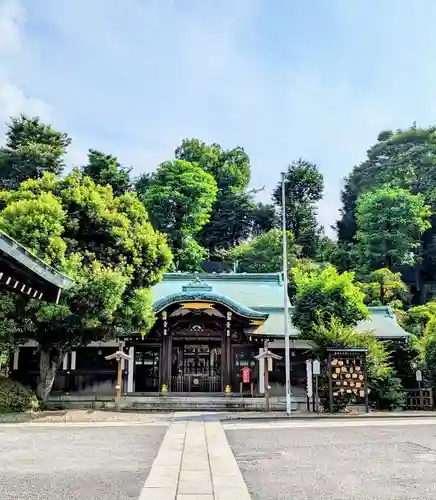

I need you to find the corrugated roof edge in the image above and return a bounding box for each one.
[161,272,283,283]
[0,230,74,290]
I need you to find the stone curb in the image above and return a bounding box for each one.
[217,412,436,422]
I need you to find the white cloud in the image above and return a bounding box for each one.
[0,0,24,53]
[0,80,51,121]
[0,0,51,140]
[3,0,436,236]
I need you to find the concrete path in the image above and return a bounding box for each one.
[139,417,251,500]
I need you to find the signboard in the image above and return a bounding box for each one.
[306,359,313,398]
[327,348,369,413]
[313,359,321,376]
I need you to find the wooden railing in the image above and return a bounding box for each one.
[404,388,433,410]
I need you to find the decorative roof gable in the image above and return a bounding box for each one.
[152,274,269,319]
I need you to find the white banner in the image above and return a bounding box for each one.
[306,359,313,398]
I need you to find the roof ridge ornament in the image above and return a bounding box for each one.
[182,275,213,293]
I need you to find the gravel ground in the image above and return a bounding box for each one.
[0,409,174,424]
[0,425,166,500]
[226,422,436,500]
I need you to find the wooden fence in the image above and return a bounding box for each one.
[404,388,433,410]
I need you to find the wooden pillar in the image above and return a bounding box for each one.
[161,335,172,390]
[221,312,233,391]
[167,335,172,391]
[227,336,232,389]
[221,334,227,391]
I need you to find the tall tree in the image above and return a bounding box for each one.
[175,138,255,250]
[355,187,431,271]
[0,115,71,190]
[140,160,217,269]
[198,191,256,251]
[336,126,436,273]
[0,171,172,399]
[272,159,324,258]
[175,138,250,193]
[81,149,132,196]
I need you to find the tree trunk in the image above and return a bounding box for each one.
[37,349,62,402]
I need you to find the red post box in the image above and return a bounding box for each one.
[242,366,252,384]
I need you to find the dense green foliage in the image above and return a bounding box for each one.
[355,187,431,271]
[0,127,172,400]
[0,376,39,413]
[357,269,410,308]
[309,320,404,411]
[292,265,368,335]
[0,115,71,190]
[140,159,217,269]
[4,112,436,408]
[221,229,295,273]
[81,149,132,196]
[400,302,436,336]
[337,125,436,303]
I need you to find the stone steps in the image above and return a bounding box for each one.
[128,396,296,411]
[47,394,300,411]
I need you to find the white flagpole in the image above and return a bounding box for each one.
[281,172,292,415]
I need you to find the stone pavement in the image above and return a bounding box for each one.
[140,415,251,500]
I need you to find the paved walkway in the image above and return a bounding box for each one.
[139,416,251,500]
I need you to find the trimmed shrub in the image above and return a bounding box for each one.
[0,376,39,413]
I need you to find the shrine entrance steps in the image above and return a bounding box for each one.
[47,393,300,411]
[124,394,300,412]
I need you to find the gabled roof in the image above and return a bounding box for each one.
[152,275,269,319]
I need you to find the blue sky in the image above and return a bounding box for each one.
[1,0,436,235]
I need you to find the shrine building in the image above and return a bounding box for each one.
[12,272,410,398]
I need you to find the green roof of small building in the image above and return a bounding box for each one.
[152,272,409,340]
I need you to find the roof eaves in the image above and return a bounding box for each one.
[0,231,74,290]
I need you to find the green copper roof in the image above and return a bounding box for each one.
[354,306,407,339]
[152,272,288,311]
[152,273,409,340]
[261,306,409,339]
[152,276,269,319]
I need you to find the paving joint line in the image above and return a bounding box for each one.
[175,421,188,499]
[204,420,216,500]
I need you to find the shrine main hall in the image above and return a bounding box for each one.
[12,272,409,398]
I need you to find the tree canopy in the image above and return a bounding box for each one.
[140,159,217,269]
[0,171,172,399]
[272,159,324,258]
[221,228,295,273]
[291,265,368,336]
[355,186,431,271]
[81,149,132,196]
[0,115,71,190]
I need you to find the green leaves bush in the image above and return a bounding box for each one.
[0,376,39,413]
[309,320,405,411]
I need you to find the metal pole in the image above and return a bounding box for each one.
[281,172,292,415]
